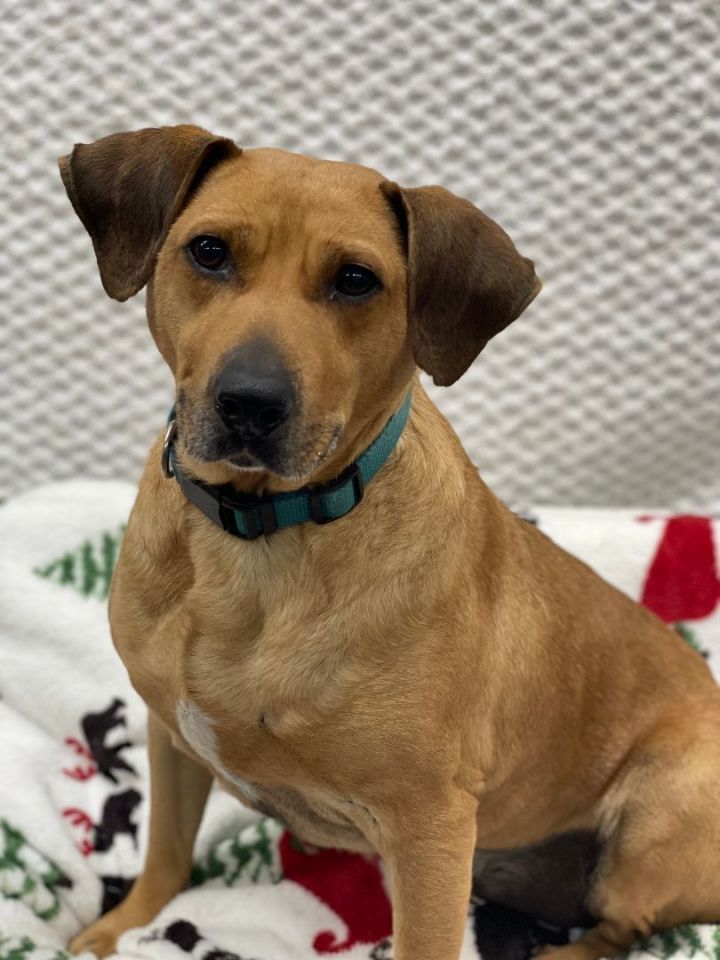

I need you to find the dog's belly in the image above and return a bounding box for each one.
[248,784,375,853]
[176,699,373,853]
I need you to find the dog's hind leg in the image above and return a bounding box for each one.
[538,721,720,960]
[69,711,212,958]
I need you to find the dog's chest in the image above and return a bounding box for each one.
[174,697,373,852]
[175,699,259,801]
[119,547,406,851]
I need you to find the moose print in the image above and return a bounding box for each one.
[148,919,260,960]
[61,698,143,883]
[93,789,142,853]
[82,698,137,783]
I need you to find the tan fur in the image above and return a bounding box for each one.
[61,127,720,960]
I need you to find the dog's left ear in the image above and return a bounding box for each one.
[381,182,541,386]
[59,124,240,301]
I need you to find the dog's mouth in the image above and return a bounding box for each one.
[176,395,344,483]
[224,449,264,470]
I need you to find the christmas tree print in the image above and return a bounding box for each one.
[637,925,706,960]
[627,923,720,960]
[33,525,125,600]
[191,818,282,888]
[658,926,705,958]
[675,623,710,659]
[0,938,69,960]
[0,819,72,922]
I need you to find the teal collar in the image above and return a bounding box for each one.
[162,392,412,540]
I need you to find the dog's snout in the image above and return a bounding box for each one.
[213,341,295,439]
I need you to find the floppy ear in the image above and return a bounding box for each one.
[59,124,240,301]
[381,182,541,386]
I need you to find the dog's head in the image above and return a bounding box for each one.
[60,124,540,489]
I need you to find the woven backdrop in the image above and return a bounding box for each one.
[1,0,718,508]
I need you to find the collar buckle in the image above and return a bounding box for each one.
[309,462,364,525]
[221,489,278,540]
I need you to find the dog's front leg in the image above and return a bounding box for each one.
[383,792,477,960]
[69,710,212,957]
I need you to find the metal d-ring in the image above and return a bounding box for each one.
[161,419,177,479]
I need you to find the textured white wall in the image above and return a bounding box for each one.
[1,0,718,508]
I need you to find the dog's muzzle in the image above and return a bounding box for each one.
[212,339,296,446]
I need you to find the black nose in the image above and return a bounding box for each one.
[215,382,293,436]
[213,341,295,438]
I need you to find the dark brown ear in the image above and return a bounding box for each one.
[59,124,240,301]
[381,182,541,386]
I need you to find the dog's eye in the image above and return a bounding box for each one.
[189,235,229,271]
[332,264,382,301]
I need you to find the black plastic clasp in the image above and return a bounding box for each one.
[221,490,278,540]
[309,462,364,525]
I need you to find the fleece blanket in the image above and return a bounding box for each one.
[0,482,719,960]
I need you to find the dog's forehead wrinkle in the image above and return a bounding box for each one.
[203,150,388,222]
[241,145,385,182]
[322,237,387,270]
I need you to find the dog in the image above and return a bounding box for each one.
[59,125,720,960]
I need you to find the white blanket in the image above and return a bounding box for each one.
[0,482,718,960]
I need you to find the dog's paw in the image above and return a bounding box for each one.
[69,918,120,958]
[69,900,154,958]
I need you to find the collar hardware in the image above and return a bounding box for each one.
[309,461,364,524]
[223,491,278,540]
[163,390,411,540]
[161,419,177,479]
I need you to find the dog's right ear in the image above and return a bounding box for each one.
[59,124,240,301]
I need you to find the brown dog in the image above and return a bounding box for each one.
[60,125,720,960]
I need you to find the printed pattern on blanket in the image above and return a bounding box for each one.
[0,482,718,960]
